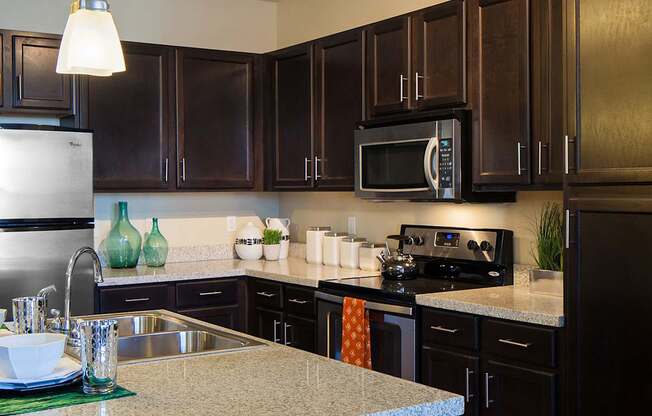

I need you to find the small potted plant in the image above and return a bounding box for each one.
[262,229,283,261]
[530,202,564,296]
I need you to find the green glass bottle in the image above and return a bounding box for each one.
[105,201,142,268]
[143,218,169,267]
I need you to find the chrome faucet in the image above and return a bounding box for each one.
[51,247,104,335]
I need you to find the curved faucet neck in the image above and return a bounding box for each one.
[63,247,104,331]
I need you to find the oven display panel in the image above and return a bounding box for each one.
[435,232,460,248]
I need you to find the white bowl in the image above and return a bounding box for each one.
[0,333,66,379]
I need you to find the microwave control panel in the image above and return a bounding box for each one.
[438,137,454,189]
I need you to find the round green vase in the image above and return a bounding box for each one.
[105,201,142,268]
[143,218,169,267]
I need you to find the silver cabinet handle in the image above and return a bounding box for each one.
[304,157,312,181]
[538,141,543,175]
[564,134,570,174]
[465,368,474,403]
[314,156,322,180]
[517,141,526,175]
[289,298,309,305]
[199,291,222,296]
[164,158,169,183]
[284,322,292,346]
[430,325,460,334]
[256,291,276,298]
[399,74,408,102]
[181,158,187,182]
[124,297,150,303]
[565,209,570,249]
[415,72,424,100]
[498,338,532,348]
[485,373,494,408]
[17,74,23,101]
[273,319,281,343]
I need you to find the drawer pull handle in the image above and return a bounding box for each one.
[430,325,460,334]
[124,297,150,303]
[199,291,222,296]
[465,368,474,403]
[288,298,309,305]
[256,291,276,298]
[485,373,494,408]
[498,338,532,348]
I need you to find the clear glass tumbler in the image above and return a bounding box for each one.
[79,319,119,394]
[12,296,46,334]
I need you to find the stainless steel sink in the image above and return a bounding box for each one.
[68,310,265,363]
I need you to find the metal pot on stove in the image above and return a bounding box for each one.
[377,235,418,280]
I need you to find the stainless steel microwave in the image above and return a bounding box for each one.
[354,116,514,203]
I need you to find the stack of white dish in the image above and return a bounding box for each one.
[0,333,81,392]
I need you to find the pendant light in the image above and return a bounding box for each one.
[56,0,125,76]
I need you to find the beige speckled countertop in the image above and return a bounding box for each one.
[416,286,564,327]
[100,257,380,288]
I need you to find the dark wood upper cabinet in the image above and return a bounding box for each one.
[565,0,652,184]
[269,44,313,190]
[412,0,467,110]
[85,43,175,191]
[366,16,411,117]
[176,48,255,190]
[472,0,530,186]
[12,35,72,113]
[313,29,364,190]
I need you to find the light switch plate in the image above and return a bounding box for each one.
[227,216,237,232]
[347,216,357,236]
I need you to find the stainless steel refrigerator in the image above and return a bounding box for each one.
[0,125,95,320]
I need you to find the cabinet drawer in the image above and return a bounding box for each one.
[422,308,479,350]
[176,279,238,309]
[284,286,315,317]
[99,284,171,313]
[252,280,283,310]
[482,319,557,368]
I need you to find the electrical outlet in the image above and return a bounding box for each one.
[347,216,357,236]
[227,216,237,232]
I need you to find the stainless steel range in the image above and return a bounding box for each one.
[316,224,513,381]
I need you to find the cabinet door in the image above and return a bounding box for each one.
[12,35,72,112]
[366,16,411,117]
[483,360,556,416]
[531,0,563,186]
[566,190,652,415]
[0,32,4,109]
[421,347,479,416]
[284,314,316,353]
[473,0,530,186]
[313,30,364,190]
[566,0,652,184]
[269,44,313,190]
[87,43,175,191]
[176,48,255,189]
[179,305,242,331]
[412,0,466,110]
[255,307,284,343]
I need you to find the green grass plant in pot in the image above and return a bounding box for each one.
[263,229,283,261]
[530,202,564,296]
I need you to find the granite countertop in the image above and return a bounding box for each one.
[100,257,380,288]
[22,312,464,416]
[416,286,564,327]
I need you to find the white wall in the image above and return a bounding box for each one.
[0,0,278,53]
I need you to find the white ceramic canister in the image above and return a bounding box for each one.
[306,226,331,264]
[339,237,367,269]
[359,242,387,271]
[265,217,291,259]
[235,222,263,260]
[322,232,349,266]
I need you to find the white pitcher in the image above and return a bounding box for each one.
[265,217,290,259]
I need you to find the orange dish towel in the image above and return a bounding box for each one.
[341,297,372,369]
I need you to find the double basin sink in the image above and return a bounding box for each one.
[67,310,265,363]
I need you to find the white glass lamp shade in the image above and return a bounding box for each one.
[56,9,125,76]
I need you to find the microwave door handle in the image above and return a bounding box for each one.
[424,136,439,196]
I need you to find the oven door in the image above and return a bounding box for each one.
[316,292,416,381]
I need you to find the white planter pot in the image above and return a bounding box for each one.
[529,269,563,297]
[263,244,281,261]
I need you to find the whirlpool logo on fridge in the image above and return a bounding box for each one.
[68,140,82,148]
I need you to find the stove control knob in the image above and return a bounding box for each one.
[410,235,425,246]
[467,240,479,251]
[480,241,493,252]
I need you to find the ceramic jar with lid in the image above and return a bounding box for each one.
[340,237,367,269]
[235,222,263,260]
[359,242,387,271]
[306,226,331,264]
[322,232,349,266]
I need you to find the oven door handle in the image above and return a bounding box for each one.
[315,291,413,316]
[423,134,439,196]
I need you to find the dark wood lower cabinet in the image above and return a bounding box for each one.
[255,307,284,343]
[285,314,316,353]
[179,305,241,331]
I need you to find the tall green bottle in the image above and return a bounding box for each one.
[143,218,169,267]
[105,201,142,268]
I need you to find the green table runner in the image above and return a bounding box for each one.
[0,384,135,415]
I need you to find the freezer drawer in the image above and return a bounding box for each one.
[0,127,93,220]
[0,227,95,320]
